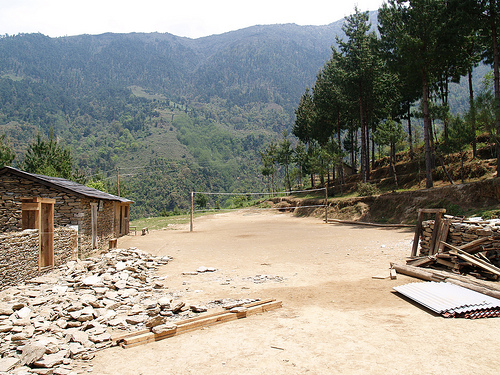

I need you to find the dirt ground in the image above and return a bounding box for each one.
[91,211,500,375]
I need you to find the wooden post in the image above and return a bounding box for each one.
[324,186,328,223]
[411,209,424,257]
[190,192,194,232]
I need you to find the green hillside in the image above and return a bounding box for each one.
[0,10,486,218]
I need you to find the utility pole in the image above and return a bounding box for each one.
[116,167,121,196]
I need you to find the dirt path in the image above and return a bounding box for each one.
[91,211,499,374]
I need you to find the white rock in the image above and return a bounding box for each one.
[0,357,20,372]
[16,306,32,319]
[82,275,102,287]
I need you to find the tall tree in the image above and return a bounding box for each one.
[22,131,85,183]
[277,131,293,191]
[379,0,475,188]
[477,0,500,173]
[337,8,388,183]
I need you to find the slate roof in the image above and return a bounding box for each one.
[0,166,133,203]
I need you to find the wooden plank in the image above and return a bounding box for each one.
[458,237,491,252]
[122,332,155,345]
[429,212,444,255]
[175,312,242,333]
[435,258,458,269]
[21,202,40,211]
[112,329,150,344]
[246,300,282,316]
[436,219,451,254]
[411,210,425,257]
[390,268,397,280]
[120,300,283,349]
[241,298,276,308]
[420,208,447,214]
[406,256,435,267]
[445,243,500,277]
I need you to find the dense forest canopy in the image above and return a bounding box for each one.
[0,7,492,218]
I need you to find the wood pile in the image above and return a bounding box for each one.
[408,208,500,280]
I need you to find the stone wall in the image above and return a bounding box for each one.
[78,198,116,257]
[0,173,81,231]
[419,220,500,255]
[0,227,78,289]
[0,171,123,257]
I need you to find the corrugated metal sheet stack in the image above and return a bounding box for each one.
[394,281,500,319]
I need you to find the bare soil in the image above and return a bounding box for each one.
[92,211,500,375]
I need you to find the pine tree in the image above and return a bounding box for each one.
[21,131,85,183]
[0,134,15,168]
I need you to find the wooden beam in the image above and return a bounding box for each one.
[21,202,40,211]
[118,300,282,349]
[406,256,436,267]
[429,212,444,255]
[419,208,447,214]
[411,210,425,257]
[446,244,500,277]
[458,237,491,252]
[435,219,451,254]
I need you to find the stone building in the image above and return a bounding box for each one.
[0,166,133,257]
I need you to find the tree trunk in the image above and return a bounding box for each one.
[422,74,434,188]
[408,105,414,159]
[491,9,500,175]
[371,133,375,170]
[390,143,398,190]
[469,69,477,158]
[337,113,345,185]
[439,155,454,185]
[359,95,368,183]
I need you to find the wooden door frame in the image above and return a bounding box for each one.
[90,202,98,249]
[21,197,55,270]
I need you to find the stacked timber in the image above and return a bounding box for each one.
[411,214,500,280]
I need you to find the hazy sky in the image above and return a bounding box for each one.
[0,0,385,39]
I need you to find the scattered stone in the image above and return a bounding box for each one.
[125,315,147,325]
[33,351,66,368]
[190,305,207,313]
[16,306,32,319]
[151,324,177,335]
[20,343,46,365]
[170,301,185,313]
[196,266,217,273]
[0,357,20,372]
[145,316,167,328]
[0,303,14,315]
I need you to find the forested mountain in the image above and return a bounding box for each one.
[0,10,480,218]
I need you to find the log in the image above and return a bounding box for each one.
[390,263,444,282]
[391,263,500,299]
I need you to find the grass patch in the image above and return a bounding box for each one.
[130,212,209,230]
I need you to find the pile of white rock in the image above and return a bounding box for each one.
[0,247,204,374]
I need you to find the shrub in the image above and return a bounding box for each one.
[357,183,381,197]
